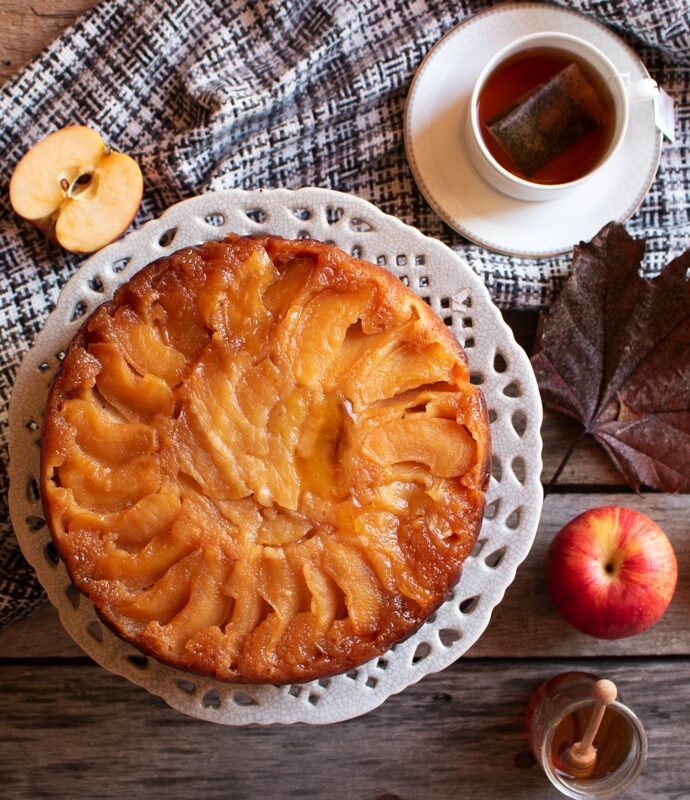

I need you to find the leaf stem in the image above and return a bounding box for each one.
[545,429,589,497]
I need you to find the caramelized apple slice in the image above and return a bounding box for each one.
[222,558,266,658]
[61,398,156,463]
[300,559,341,634]
[352,342,458,408]
[90,342,175,422]
[68,488,181,548]
[296,394,346,497]
[285,288,374,387]
[250,547,310,653]
[352,510,432,603]
[164,547,232,650]
[91,529,197,587]
[122,550,199,623]
[95,307,187,386]
[169,410,251,501]
[363,417,476,478]
[257,510,312,546]
[324,540,385,635]
[58,449,161,513]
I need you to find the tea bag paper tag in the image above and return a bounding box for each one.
[654,88,675,143]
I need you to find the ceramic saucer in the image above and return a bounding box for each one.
[404,2,663,257]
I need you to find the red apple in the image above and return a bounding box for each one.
[546,506,677,639]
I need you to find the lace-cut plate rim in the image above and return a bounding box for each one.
[9,188,543,725]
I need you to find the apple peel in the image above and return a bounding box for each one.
[9,125,143,254]
[546,506,677,640]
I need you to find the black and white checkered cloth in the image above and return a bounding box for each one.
[0,0,688,627]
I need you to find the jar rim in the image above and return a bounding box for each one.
[540,698,648,799]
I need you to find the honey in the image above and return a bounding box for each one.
[526,672,647,798]
[551,705,634,781]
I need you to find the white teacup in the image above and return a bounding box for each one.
[465,32,658,202]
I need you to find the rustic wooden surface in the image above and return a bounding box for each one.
[2,659,689,800]
[1,4,689,800]
[0,0,95,84]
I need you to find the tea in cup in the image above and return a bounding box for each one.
[465,32,658,201]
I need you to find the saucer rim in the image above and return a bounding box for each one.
[404,1,664,258]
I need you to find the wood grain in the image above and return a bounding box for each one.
[469,493,690,657]
[540,410,625,487]
[3,493,686,660]
[1,659,688,800]
[0,0,95,85]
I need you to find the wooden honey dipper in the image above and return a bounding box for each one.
[567,679,618,776]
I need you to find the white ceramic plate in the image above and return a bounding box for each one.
[9,188,542,725]
[405,2,663,257]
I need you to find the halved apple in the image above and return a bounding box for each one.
[9,125,143,253]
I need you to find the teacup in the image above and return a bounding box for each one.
[465,32,659,202]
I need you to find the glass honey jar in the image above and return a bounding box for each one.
[526,672,647,798]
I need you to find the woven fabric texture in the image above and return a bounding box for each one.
[0,0,688,627]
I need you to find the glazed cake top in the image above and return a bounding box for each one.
[41,234,490,683]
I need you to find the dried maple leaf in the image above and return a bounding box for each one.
[532,222,690,492]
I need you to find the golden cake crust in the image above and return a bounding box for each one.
[41,234,491,683]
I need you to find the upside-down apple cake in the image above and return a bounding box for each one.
[41,234,491,683]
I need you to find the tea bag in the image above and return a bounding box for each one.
[485,62,607,177]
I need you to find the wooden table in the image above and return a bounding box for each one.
[2,4,688,798]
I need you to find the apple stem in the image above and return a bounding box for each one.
[545,428,588,496]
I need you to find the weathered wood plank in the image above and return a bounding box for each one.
[468,493,690,657]
[3,493,687,659]
[540,410,625,487]
[1,659,688,800]
[0,603,81,658]
[0,0,95,85]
